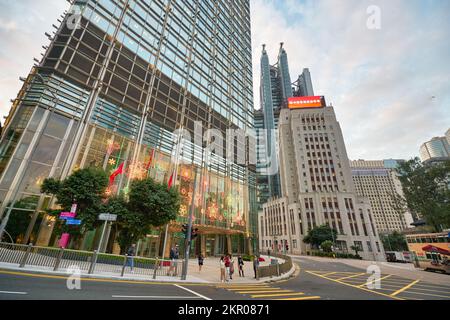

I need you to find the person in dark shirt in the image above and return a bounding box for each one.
[126,244,136,273]
[198,254,204,272]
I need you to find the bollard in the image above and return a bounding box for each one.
[121,254,128,277]
[153,257,159,279]
[53,247,65,271]
[276,263,280,277]
[19,244,33,268]
[88,250,98,274]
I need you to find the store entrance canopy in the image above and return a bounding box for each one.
[422,245,450,256]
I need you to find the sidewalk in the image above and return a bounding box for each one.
[0,255,295,284]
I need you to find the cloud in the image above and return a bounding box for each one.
[251,0,450,160]
[0,0,449,162]
[0,0,68,123]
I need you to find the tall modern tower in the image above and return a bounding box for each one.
[257,43,295,208]
[259,98,385,261]
[0,0,256,256]
[294,68,314,97]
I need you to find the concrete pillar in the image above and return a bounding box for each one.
[200,235,206,257]
[214,235,220,256]
[226,235,232,255]
[246,237,253,255]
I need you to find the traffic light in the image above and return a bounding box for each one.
[181,224,188,238]
[191,228,199,240]
[285,243,289,251]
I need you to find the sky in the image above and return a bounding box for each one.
[0,0,449,161]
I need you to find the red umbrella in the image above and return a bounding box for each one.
[422,245,450,256]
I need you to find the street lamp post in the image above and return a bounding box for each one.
[0,73,59,242]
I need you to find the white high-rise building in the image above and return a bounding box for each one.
[419,136,450,164]
[350,160,414,234]
[258,101,385,261]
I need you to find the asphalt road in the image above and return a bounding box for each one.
[0,256,449,300]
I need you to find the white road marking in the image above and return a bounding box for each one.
[0,290,28,295]
[112,295,202,299]
[174,284,212,300]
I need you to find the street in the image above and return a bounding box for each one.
[0,256,449,300]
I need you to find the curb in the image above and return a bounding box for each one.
[0,264,296,285]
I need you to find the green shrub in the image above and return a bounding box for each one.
[242,254,254,262]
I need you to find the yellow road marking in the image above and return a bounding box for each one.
[312,271,359,274]
[228,287,272,291]
[0,269,228,287]
[391,279,420,297]
[251,292,305,298]
[322,272,338,277]
[306,271,403,300]
[336,273,366,281]
[275,296,321,301]
[357,274,392,288]
[238,290,293,294]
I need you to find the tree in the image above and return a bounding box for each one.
[303,224,338,249]
[128,178,181,227]
[350,245,361,257]
[321,240,333,253]
[395,158,450,232]
[105,196,150,254]
[41,167,109,246]
[380,231,408,252]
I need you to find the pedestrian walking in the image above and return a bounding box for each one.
[238,255,245,277]
[229,254,235,280]
[198,254,204,272]
[126,244,136,273]
[224,254,231,281]
[168,244,179,276]
[219,256,226,283]
[253,255,260,279]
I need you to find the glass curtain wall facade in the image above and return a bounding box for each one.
[256,44,293,208]
[0,0,256,257]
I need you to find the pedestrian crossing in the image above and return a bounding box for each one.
[216,284,320,300]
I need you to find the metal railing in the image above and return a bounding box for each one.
[0,242,182,279]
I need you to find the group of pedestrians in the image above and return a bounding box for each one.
[126,243,262,282]
[218,254,246,282]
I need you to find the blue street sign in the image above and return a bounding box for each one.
[66,219,82,225]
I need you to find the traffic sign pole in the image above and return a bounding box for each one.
[98,220,108,253]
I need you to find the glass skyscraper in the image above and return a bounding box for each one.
[256,44,315,209]
[0,0,257,257]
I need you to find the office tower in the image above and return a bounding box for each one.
[257,43,294,206]
[419,136,450,164]
[293,68,314,97]
[350,160,414,233]
[0,0,257,256]
[259,98,385,261]
[446,128,450,145]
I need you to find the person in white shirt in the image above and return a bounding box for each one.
[219,256,226,283]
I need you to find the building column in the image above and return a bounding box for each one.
[246,237,253,255]
[200,235,206,257]
[226,235,232,255]
[214,235,220,256]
